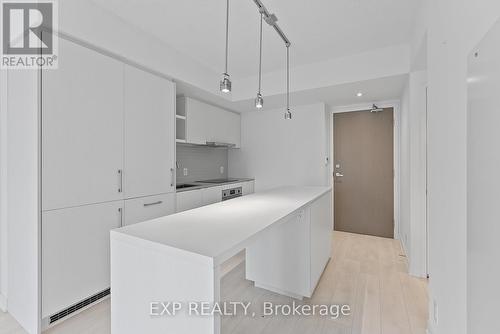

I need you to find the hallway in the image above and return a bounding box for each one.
[0,232,428,334]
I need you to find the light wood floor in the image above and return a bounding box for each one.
[0,232,428,334]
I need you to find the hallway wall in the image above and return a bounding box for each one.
[417,1,500,333]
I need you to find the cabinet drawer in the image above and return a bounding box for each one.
[176,189,203,212]
[124,193,175,226]
[202,186,223,206]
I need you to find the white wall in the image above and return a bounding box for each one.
[399,80,411,256]
[0,70,7,312]
[399,70,428,278]
[6,70,40,333]
[408,71,427,278]
[228,103,330,191]
[419,1,500,333]
[467,18,500,334]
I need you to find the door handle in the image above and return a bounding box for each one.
[118,169,123,193]
[335,172,344,177]
[118,207,123,227]
[170,168,174,187]
[144,201,163,207]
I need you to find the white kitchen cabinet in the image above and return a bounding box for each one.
[242,181,255,195]
[222,181,254,194]
[42,200,123,318]
[246,191,332,298]
[42,38,124,211]
[177,181,254,212]
[178,97,241,148]
[124,65,175,198]
[309,190,332,291]
[202,186,223,206]
[176,189,203,212]
[123,193,176,226]
[246,210,310,297]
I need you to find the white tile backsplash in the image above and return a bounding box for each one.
[176,144,228,184]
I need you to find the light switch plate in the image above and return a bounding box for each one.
[183,168,188,176]
[220,166,224,174]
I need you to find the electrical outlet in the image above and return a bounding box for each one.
[183,168,188,176]
[220,166,224,174]
[433,300,438,324]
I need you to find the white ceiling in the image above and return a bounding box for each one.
[177,74,407,113]
[91,0,418,79]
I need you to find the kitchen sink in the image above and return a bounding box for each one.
[176,184,199,190]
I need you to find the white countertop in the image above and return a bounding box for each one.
[112,186,331,262]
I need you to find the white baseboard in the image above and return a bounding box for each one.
[0,293,7,312]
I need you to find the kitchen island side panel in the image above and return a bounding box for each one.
[110,232,219,334]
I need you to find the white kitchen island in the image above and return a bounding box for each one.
[110,186,332,334]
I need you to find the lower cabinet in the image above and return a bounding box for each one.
[176,189,203,212]
[176,181,255,213]
[41,200,123,318]
[123,193,175,226]
[242,181,254,195]
[245,191,332,298]
[202,186,223,206]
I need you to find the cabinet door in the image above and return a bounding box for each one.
[202,186,223,206]
[184,97,241,147]
[310,192,332,292]
[124,65,175,198]
[42,201,123,318]
[246,210,310,297]
[185,98,209,145]
[176,189,203,212]
[212,108,241,148]
[42,38,124,211]
[242,181,255,195]
[123,193,175,226]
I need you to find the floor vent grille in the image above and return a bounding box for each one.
[49,288,110,324]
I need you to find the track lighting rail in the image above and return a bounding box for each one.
[252,0,291,47]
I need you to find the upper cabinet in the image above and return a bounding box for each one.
[42,38,176,211]
[177,97,241,148]
[42,38,124,211]
[124,65,175,198]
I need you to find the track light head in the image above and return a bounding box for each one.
[220,73,232,93]
[255,93,264,109]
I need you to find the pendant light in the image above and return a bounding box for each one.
[220,0,232,93]
[284,45,292,119]
[255,13,264,109]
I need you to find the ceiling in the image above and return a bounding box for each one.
[91,0,419,79]
[177,74,408,113]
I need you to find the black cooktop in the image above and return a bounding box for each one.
[198,178,241,184]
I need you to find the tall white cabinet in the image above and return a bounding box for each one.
[40,38,176,326]
[124,65,175,198]
[42,39,125,211]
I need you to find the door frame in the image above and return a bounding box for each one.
[329,100,401,239]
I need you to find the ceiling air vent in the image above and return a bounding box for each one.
[49,288,110,324]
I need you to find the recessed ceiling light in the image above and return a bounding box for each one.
[356,92,363,97]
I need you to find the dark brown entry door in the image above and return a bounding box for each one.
[334,108,394,238]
